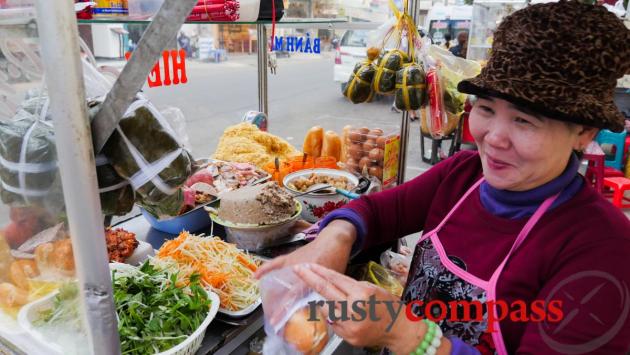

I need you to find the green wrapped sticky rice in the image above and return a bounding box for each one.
[395,63,426,111]
[0,115,60,205]
[373,50,407,95]
[102,100,194,218]
[95,156,135,216]
[343,60,376,104]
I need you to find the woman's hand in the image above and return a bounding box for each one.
[255,220,357,278]
[294,263,451,355]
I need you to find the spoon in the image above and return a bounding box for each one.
[293,183,336,198]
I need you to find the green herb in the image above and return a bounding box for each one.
[113,261,210,355]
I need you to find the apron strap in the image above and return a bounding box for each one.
[489,191,560,284]
[433,177,484,232]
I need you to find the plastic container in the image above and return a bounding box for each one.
[315,156,338,169]
[289,156,315,172]
[343,125,400,187]
[128,0,163,19]
[264,160,292,187]
[141,202,215,234]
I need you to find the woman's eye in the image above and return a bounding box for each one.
[515,117,533,125]
[479,105,494,114]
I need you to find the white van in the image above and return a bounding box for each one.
[333,30,370,87]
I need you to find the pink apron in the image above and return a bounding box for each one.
[401,178,560,355]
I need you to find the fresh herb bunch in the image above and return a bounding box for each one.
[113,262,210,355]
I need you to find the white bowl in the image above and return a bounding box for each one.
[283,169,359,223]
[208,201,302,251]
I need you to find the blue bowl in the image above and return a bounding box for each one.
[141,204,213,234]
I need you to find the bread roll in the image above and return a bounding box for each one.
[0,237,13,283]
[35,239,75,277]
[303,126,324,159]
[321,131,342,161]
[52,239,75,276]
[0,282,28,308]
[9,260,39,290]
[284,308,329,355]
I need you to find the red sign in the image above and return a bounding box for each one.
[125,49,188,88]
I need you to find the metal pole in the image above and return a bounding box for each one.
[34,2,120,355]
[257,24,269,115]
[396,0,419,186]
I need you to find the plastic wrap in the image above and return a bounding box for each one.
[261,267,331,355]
[102,99,194,218]
[0,115,61,207]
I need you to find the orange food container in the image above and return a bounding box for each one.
[264,160,292,186]
[315,156,338,169]
[289,156,315,172]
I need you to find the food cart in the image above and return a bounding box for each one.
[0,0,423,353]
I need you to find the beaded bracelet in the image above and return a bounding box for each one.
[410,319,443,355]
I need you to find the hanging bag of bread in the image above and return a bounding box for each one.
[342,47,380,104]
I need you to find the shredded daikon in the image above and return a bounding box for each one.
[152,232,260,311]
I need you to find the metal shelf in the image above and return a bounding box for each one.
[78,17,349,25]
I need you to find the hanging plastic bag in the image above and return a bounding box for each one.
[261,266,331,355]
[422,45,481,138]
[342,48,380,104]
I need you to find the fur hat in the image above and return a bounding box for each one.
[458,0,630,132]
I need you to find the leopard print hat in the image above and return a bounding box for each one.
[458,0,630,132]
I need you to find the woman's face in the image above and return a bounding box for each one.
[469,97,596,191]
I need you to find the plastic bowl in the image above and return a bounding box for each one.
[283,169,359,223]
[208,201,302,251]
[141,202,215,234]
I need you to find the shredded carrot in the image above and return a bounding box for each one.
[151,232,260,311]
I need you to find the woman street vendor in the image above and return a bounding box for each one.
[257,2,630,354]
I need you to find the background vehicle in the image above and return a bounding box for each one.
[333,29,369,88]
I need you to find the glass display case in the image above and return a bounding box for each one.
[466,0,526,62]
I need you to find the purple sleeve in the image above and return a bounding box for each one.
[319,208,367,257]
[341,151,477,251]
[448,337,481,355]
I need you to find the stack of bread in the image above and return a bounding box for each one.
[302,126,342,162]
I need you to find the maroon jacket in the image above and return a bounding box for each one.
[345,151,630,354]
